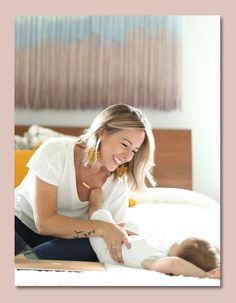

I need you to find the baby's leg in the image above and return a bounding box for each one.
[88,188,103,218]
[89,209,118,264]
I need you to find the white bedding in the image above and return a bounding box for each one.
[15,188,221,287]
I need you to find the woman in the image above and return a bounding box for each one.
[15,104,156,262]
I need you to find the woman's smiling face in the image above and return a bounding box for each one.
[99,129,145,172]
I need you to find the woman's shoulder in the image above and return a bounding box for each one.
[40,137,77,148]
[35,137,77,156]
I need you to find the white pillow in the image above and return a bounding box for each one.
[131,187,219,212]
[15,125,78,149]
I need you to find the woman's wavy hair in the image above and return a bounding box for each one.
[77,104,156,193]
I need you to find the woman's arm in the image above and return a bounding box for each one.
[142,257,208,278]
[32,176,114,239]
[32,177,130,264]
[118,224,138,236]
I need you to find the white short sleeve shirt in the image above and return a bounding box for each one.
[15,137,129,233]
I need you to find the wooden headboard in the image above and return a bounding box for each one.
[15,125,192,190]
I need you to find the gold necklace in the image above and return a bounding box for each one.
[80,165,111,190]
[77,154,91,189]
[82,174,90,189]
[79,165,91,189]
[77,146,110,189]
[82,182,90,189]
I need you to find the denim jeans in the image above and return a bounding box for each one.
[15,216,98,261]
[15,231,28,255]
[15,231,39,259]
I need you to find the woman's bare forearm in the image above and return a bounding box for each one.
[35,213,107,239]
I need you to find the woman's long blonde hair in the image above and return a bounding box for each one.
[77,104,156,193]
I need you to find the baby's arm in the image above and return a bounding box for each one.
[142,257,212,279]
[206,267,221,279]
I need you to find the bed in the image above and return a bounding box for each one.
[14,125,220,286]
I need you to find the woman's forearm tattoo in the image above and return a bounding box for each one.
[73,229,96,239]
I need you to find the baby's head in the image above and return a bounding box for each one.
[168,237,220,271]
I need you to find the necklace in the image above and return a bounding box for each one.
[79,164,91,189]
[82,176,90,189]
[77,151,91,189]
[76,145,110,189]
[82,182,90,189]
[80,164,111,190]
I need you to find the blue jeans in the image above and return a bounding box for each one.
[15,216,98,261]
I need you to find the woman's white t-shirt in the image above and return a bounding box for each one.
[15,137,129,233]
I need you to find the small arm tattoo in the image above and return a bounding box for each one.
[73,229,96,239]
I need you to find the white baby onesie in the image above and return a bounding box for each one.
[90,209,169,268]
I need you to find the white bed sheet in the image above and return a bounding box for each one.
[15,264,220,286]
[15,188,221,287]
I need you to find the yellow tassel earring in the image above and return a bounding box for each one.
[85,148,101,164]
[116,164,128,177]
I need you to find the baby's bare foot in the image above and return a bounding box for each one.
[88,188,102,217]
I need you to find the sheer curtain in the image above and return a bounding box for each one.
[15,16,182,110]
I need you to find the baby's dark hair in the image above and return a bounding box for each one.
[177,237,220,271]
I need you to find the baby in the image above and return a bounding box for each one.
[88,188,220,279]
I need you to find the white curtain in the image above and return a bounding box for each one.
[15,16,182,110]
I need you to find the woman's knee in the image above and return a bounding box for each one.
[33,238,99,261]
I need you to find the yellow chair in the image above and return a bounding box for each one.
[14,149,36,188]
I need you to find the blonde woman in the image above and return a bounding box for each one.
[15,104,156,262]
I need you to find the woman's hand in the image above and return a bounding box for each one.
[126,230,139,236]
[88,188,131,263]
[102,223,131,263]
